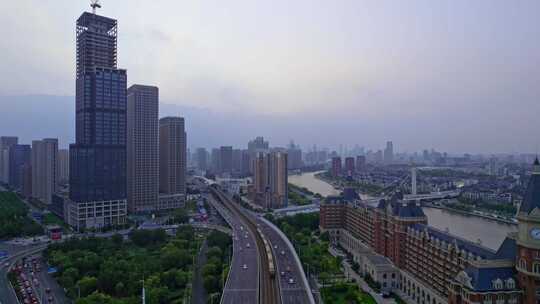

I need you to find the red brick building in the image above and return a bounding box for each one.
[331,157,342,177]
[320,159,540,304]
[344,157,355,177]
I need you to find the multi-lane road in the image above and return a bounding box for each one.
[0,241,72,304]
[255,217,314,304]
[211,187,280,304]
[209,186,314,304]
[209,194,259,304]
[0,242,48,303]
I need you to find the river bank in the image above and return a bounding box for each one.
[288,171,339,197]
[288,171,517,250]
[424,204,517,226]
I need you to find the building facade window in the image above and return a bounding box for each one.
[519,258,527,271]
[492,278,503,290]
[533,262,540,274]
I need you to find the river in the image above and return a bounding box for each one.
[288,171,339,197]
[288,171,517,250]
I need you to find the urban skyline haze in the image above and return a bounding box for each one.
[1,1,540,153]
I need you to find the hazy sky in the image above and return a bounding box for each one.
[1,1,540,153]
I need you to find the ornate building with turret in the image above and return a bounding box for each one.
[513,157,540,303]
[320,159,540,304]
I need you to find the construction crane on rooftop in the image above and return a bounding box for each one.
[91,0,102,14]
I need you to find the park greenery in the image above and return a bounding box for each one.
[44,227,204,304]
[318,171,384,196]
[288,183,315,196]
[288,183,323,199]
[321,283,376,304]
[420,168,486,179]
[170,208,190,224]
[201,231,232,300]
[270,212,379,303]
[232,194,265,212]
[42,212,71,230]
[288,188,311,206]
[447,196,517,216]
[270,213,342,283]
[352,182,385,196]
[0,191,43,239]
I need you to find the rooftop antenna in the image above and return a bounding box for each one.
[91,0,101,14]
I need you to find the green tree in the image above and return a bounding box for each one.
[176,226,195,242]
[59,275,75,290]
[345,290,357,302]
[111,234,123,247]
[172,208,189,224]
[207,231,231,249]
[75,292,123,304]
[202,264,218,277]
[203,275,219,293]
[175,270,189,289]
[320,231,330,242]
[77,276,98,297]
[161,245,191,270]
[62,267,80,287]
[130,229,167,247]
[147,286,170,304]
[161,269,177,289]
[206,247,223,260]
[319,272,330,285]
[114,282,125,297]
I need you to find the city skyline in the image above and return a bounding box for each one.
[1,3,540,304]
[1,1,540,153]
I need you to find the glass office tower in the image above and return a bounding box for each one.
[69,12,127,203]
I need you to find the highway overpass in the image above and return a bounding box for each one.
[210,186,314,304]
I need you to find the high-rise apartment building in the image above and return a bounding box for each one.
[252,151,288,209]
[232,149,243,174]
[253,152,268,195]
[344,157,355,176]
[58,149,70,184]
[331,157,342,177]
[241,149,251,176]
[248,137,269,154]
[384,141,394,164]
[196,148,208,171]
[248,137,269,174]
[8,144,30,190]
[31,138,58,204]
[219,146,233,175]
[0,136,18,184]
[159,117,186,196]
[356,155,366,171]
[67,9,128,230]
[230,148,251,176]
[127,85,159,213]
[375,150,383,163]
[268,151,288,208]
[21,164,32,198]
[287,147,303,170]
[210,148,220,173]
